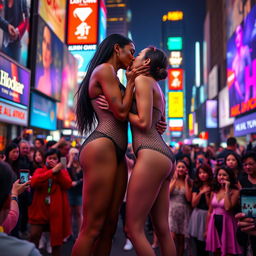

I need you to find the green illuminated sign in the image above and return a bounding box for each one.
[167,37,183,50]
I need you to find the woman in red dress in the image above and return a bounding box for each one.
[29,148,72,256]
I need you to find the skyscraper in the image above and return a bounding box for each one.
[106,0,130,36]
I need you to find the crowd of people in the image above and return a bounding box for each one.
[0,134,256,256]
[0,32,256,256]
[0,136,83,256]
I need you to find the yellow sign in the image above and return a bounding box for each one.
[168,92,184,118]
[162,11,183,21]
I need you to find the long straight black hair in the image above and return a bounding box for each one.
[76,34,133,135]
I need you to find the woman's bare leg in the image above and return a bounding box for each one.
[71,139,118,256]
[30,224,44,248]
[126,150,171,256]
[94,159,128,256]
[150,178,176,256]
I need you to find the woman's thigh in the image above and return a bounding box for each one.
[126,150,172,228]
[79,138,119,228]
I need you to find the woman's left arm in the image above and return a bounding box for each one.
[128,76,153,130]
[224,188,239,211]
[55,169,72,190]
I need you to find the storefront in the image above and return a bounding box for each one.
[0,53,30,150]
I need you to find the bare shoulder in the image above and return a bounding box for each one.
[135,75,154,90]
[93,63,116,78]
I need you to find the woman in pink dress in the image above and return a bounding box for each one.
[206,166,242,256]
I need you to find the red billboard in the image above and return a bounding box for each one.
[168,68,183,90]
[67,0,98,45]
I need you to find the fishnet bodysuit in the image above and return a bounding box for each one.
[80,85,128,162]
[131,101,174,161]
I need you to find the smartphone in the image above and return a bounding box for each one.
[60,157,67,168]
[19,169,30,184]
[240,188,256,218]
[74,153,79,161]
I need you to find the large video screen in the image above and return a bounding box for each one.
[30,92,57,130]
[0,0,31,67]
[227,5,256,117]
[34,16,63,101]
[0,52,30,106]
[38,0,67,42]
[67,0,98,45]
[57,46,78,128]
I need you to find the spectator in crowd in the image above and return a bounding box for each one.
[4,142,20,176]
[180,154,195,180]
[17,139,33,239]
[51,138,70,158]
[217,137,238,165]
[169,160,192,256]
[206,165,242,256]
[34,138,45,151]
[67,147,83,239]
[189,164,213,256]
[3,178,30,234]
[0,161,41,256]
[224,151,243,181]
[237,151,256,255]
[32,149,45,173]
[240,151,256,188]
[29,148,72,256]
[195,152,210,169]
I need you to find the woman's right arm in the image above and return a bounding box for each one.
[31,168,53,188]
[96,64,136,121]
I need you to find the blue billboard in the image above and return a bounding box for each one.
[30,92,57,130]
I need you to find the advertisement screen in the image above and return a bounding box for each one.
[227,6,256,117]
[99,0,107,43]
[38,0,67,42]
[234,112,256,137]
[206,100,217,128]
[226,0,251,39]
[67,0,98,45]
[0,53,30,106]
[0,0,31,67]
[168,92,183,118]
[168,69,183,90]
[0,100,28,126]
[30,92,57,130]
[70,48,96,83]
[34,16,63,101]
[57,47,78,128]
[219,86,234,128]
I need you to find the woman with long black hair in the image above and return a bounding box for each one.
[72,34,149,256]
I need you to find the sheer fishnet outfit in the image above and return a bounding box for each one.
[80,84,128,162]
[131,101,174,162]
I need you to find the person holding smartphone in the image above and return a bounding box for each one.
[29,148,72,256]
[237,151,256,255]
[66,147,83,239]
[205,166,242,256]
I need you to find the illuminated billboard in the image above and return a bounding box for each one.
[67,0,98,45]
[34,17,64,101]
[206,100,217,128]
[162,11,183,21]
[99,0,107,43]
[0,0,31,67]
[168,69,183,90]
[168,92,183,118]
[57,47,78,128]
[169,118,183,131]
[38,0,67,42]
[167,37,182,51]
[0,53,30,106]
[30,92,57,130]
[189,113,194,136]
[227,6,256,117]
[69,47,96,83]
[169,51,183,67]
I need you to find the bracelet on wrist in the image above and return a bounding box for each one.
[11,196,18,203]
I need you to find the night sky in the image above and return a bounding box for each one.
[129,0,206,119]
